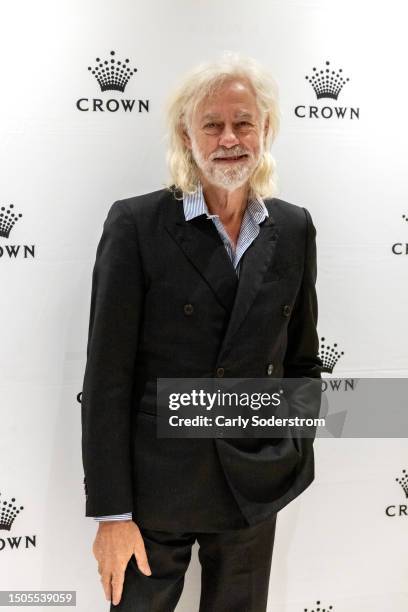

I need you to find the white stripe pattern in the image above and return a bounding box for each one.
[182,181,269,277]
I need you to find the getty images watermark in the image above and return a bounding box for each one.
[150,378,408,439]
[154,378,323,438]
[165,386,324,433]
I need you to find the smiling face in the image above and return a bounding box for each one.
[182,78,268,192]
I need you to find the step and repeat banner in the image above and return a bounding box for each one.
[1,0,407,610]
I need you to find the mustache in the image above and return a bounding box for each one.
[211,149,251,160]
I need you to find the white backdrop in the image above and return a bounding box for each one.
[1,1,407,610]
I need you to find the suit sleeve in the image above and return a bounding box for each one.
[281,207,323,455]
[283,207,323,379]
[81,200,145,517]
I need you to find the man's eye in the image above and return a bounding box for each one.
[204,123,217,128]
[238,121,251,126]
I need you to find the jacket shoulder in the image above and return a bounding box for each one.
[114,187,176,218]
[264,197,316,248]
[265,197,309,225]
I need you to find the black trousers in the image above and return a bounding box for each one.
[109,513,277,612]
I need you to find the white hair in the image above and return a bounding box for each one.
[164,51,281,199]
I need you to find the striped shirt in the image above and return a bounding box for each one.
[183,181,269,277]
[94,182,269,522]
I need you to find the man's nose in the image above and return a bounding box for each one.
[218,125,240,147]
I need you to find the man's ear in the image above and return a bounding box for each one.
[181,124,192,150]
[263,116,269,141]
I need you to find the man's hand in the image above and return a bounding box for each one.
[92,520,152,606]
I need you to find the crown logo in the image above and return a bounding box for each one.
[319,337,344,374]
[0,493,24,531]
[0,204,23,239]
[305,61,350,100]
[88,50,138,92]
[304,600,334,612]
[396,469,408,498]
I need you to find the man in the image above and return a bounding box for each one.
[81,51,322,611]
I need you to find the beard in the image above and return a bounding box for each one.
[190,136,264,192]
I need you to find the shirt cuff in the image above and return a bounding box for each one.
[93,512,132,521]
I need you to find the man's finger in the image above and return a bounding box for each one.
[134,545,152,576]
[111,573,125,606]
[101,574,112,602]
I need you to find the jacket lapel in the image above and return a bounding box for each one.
[163,189,279,353]
[217,212,279,357]
[164,193,238,312]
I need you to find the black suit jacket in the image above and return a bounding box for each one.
[81,186,323,532]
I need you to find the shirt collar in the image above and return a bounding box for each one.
[182,181,269,225]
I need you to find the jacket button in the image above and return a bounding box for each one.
[216,367,225,377]
[183,303,194,315]
[282,304,291,317]
[267,363,274,375]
